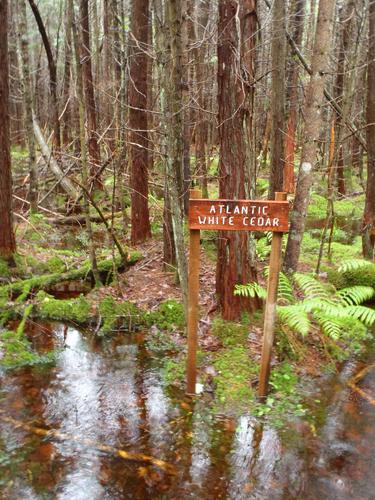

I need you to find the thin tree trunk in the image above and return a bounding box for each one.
[72,0,101,286]
[283,0,305,194]
[284,0,335,273]
[17,0,38,213]
[363,0,375,259]
[61,0,73,146]
[27,0,61,149]
[79,0,102,188]
[129,0,152,244]
[165,0,188,311]
[0,0,16,263]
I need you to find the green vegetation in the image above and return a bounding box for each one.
[98,296,144,335]
[0,305,56,368]
[211,317,249,347]
[36,291,91,324]
[213,346,257,413]
[254,363,306,427]
[144,299,185,331]
[235,271,375,360]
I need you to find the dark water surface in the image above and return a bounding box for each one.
[1,322,375,499]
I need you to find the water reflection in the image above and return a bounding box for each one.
[1,322,375,499]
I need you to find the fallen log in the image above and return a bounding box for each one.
[32,116,79,199]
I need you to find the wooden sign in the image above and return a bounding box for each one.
[189,199,289,232]
[186,190,289,399]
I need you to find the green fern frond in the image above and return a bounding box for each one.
[277,305,310,337]
[337,286,375,306]
[344,306,375,326]
[293,273,328,298]
[314,313,342,340]
[263,268,294,303]
[338,259,374,273]
[298,297,339,313]
[234,282,267,300]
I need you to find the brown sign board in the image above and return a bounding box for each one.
[189,199,289,232]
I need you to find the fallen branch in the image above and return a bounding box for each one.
[32,116,79,199]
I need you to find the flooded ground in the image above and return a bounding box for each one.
[1,321,375,499]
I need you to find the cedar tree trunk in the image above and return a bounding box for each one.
[0,0,16,262]
[129,0,152,244]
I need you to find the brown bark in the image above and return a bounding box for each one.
[79,0,102,188]
[363,0,375,259]
[61,0,73,145]
[165,0,188,311]
[216,0,258,320]
[0,0,16,262]
[284,0,335,273]
[283,0,305,194]
[268,0,286,198]
[18,0,38,213]
[27,0,60,149]
[129,0,152,244]
[334,1,355,197]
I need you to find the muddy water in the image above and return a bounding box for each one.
[0,323,375,499]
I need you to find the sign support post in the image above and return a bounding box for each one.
[258,192,287,399]
[186,188,202,395]
[187,191,289,398]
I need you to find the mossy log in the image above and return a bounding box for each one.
[0,253,141,301]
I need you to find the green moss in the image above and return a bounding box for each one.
[46,256,66,274]
[211,317,249,347]
[144,299,185,332]
[0,258,11,279]
[98,296,144,335]
[0,305,56,368]
[328,262,375,289]
[254,363,306,426]
[162,358,186,385]
[335,195,364,219]
[36,291,91,324]
[213,347,257,413]
[307,193,327,221]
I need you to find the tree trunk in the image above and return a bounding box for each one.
[165,0,188,311]
[72,0,101,286]
[363,0,375,259]
[283,0,305,194]
[0,0,16,262]
[284,0,335,273]
[216,0,259,320]
[27,0,61,149]
[268,0,286,198]
[61,0,73,146]
[79,0,102,188]
[17,0,38,213]
[129,0,152,244]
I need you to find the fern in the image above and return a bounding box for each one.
[263,268,294,303]
[337,286,375,306]
[234,282,267,300]
[277,305,310,337]
[338,259,374,273]
[293,273,328,298]
[314,313,342,340]
[343,305,375,326]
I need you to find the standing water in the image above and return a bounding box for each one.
[1,321,375,499]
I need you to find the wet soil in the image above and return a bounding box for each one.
[1,322,375,499]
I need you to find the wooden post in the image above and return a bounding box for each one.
[186,188,202,395]
[258,192,287,399]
